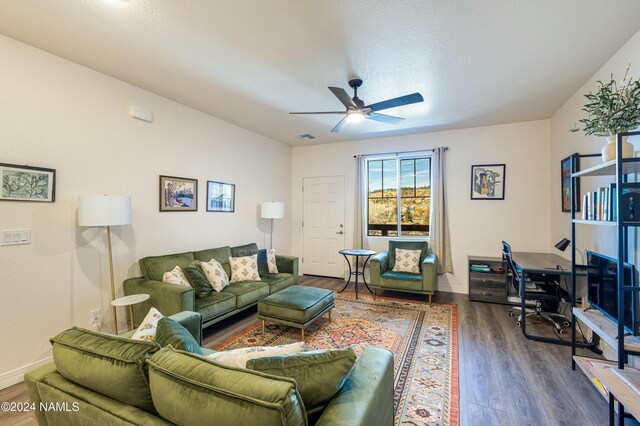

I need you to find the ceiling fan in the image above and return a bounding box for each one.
[290,79,424,132]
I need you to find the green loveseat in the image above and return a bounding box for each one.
[124,243,299,329]
[25,312,394,426]
[369,240,437,302]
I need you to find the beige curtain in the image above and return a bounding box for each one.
[353,155,368,251]
[430,147,453,273]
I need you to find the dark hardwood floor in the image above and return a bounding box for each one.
[0,275,611,426]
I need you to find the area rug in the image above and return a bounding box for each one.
[215,291,459,426]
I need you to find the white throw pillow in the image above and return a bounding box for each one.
[200,258,230,292]
[267,249,279,274]
[207,342,306,369]
[229,254,261,283]
[131,307,164,341]
[392,248,422,274]
[162,266,190,287]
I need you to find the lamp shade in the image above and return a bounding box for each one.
[554,238,571,252]
[78,195,132,227]
[261,201,284,219]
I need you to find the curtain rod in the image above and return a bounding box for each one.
[353,147,448,159]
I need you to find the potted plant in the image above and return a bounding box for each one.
[570,63,640,162]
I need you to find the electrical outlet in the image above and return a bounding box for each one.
[90,309,101,324]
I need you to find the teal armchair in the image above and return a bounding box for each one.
[369,241,437,302]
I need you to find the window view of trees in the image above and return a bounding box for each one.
[367,157,430,237]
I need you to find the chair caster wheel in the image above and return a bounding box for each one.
[508,311,514,317]
[516,321,521,327]
[558,328,565,335]
[563,320,571,328]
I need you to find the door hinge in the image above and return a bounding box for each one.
[302,221,304,227]
[302,257,304,263]
[302,186,304,192]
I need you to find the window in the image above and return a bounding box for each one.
[367,156,431,237]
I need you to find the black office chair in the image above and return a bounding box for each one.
[501,241,571,333]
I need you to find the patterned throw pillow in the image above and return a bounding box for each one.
[207,341,306,368]
[267,249,279,274]
[162,266,191,287]
[200,259,230,292]
[392,248,422,274]
[229,254,261,283]
[131,307,164,342]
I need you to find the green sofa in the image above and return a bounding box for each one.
[369,240,437,302]
[124,243,299,329]
[25,312,394,426]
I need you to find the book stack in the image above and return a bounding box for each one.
[470,264,491,272]
[581,185,616,222]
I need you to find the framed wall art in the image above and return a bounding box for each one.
[470,164,505,200]
[561,154,580,212]
[207,181,235,212]
[0,163,56,202]
[159,175,197,211]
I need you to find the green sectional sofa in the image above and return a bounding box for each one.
[25,312,394,426]
[124,243,299,329]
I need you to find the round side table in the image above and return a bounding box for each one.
[111,294,150,333]
[338,249,376,299]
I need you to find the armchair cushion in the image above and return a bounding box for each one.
[388,241,428,271]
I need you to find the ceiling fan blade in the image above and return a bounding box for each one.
[328,87,357,109]
[366,112,405,125]
[289,111,346,115]
[366,92,424,112]
[330,116,349,133]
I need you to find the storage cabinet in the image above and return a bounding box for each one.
[468,256,508,303]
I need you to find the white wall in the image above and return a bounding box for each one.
[292,120,552,293]
[0,35,292,388]
[550,29,640,261]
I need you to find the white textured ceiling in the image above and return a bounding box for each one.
[1,1,640,145]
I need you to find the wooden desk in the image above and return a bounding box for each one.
[511,251,572,273]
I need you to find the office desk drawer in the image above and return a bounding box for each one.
[469,272,506,287]
[469,286,507,303]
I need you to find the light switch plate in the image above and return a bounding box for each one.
[1,229,31,246]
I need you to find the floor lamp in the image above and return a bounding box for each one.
[78,195,132,334]
[261,201,284,250]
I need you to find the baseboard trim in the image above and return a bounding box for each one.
[0,356,53,390]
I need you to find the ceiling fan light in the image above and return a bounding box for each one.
[347,110,365,123]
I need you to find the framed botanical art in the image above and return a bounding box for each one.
[470,164,505,200]
[159,175,197,211]
[207,181,235,212]
[0,163,56,202]
[561,154,580,212]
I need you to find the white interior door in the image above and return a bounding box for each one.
[302,176,345,278]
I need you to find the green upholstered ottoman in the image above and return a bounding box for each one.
[258,286,335,339]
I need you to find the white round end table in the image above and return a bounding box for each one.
[111,294,150,332]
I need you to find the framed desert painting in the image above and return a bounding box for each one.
[159,175,197,211]
[1,163,56,202]
[561,154,580,212]
[207,181,235,212]
[470,164,505,200]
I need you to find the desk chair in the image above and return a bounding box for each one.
[502,241,571,333]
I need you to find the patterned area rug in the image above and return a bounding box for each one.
[215,291,459,426]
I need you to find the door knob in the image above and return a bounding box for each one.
[336,231,344,234]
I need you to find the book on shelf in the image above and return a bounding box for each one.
[581,186,616,222]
